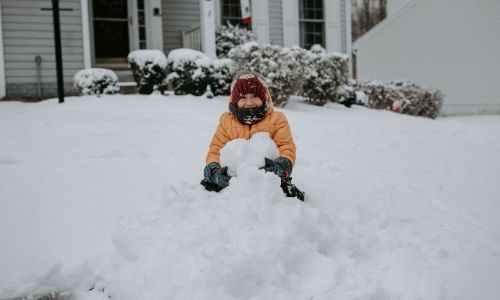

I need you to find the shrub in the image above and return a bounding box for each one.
[228,42,305,107]
[166,48,213,96]
[128,49,167,94]
[216,22,256,58]
[210,59,236,96]
[300,45,349,106]
[73,68,119,96]
[352,80,444,119]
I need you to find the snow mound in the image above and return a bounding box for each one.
[73,134,337,300]
[220,132,279,176]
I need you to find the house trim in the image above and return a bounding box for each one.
[81,0,92,68]
[0,3,5,98]
[282,0,299,47]
[146,0,164,50]
[200,0,216,58]
[251,0,270,45]
[324,0,341,52]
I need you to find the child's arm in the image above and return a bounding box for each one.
[272,112,296,166]
[206,114,231,165]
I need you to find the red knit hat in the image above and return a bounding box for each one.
[230,73,268,105]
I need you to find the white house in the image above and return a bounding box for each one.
[0,0,352,98]
[353,0,500,115]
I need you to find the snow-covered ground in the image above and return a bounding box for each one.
[0,94,499,300]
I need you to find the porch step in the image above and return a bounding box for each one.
[96,63,136,91]
[117,82,137,94]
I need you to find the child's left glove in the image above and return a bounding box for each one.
[263,157,292,178]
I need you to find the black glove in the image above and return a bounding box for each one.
[201,162,230,191]
[263,157,292,178]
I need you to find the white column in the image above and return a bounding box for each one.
[345,0,353,76]
[146,0,164,50]
[251,0,270,45]
[80,0,92,68]
[200,0,216,59]
[324,0,341,52]
[0,3,6,97]
[282,0,299,47]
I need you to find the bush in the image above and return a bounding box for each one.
[228,42,305,107]
[73,68,119,96]
[128,49,167,94]
[166,48,213,96]
[300,45,349,106]
[210,59,236,96]
[352,80,444,119]
[216,22,256,58]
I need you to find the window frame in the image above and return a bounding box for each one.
[298,0,325,49]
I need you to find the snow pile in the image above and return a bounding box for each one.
[220,132,278,176]
[73,68,119,96]
[1,95,500,300]
[72,133,336,300]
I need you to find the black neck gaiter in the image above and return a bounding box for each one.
[229,102,269,125]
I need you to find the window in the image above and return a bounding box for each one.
[299,0,325,50]
[138,0,147,49]
[221,0,251,29]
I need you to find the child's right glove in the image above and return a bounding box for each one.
[202,162,230,190]
[263,157,292,178]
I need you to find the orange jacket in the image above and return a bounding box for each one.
[206,101,296,166]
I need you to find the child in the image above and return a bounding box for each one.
[202,71,296,192]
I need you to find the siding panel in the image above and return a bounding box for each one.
[161,0,200,54]
[1,0,84,95]
[269,0,283,46]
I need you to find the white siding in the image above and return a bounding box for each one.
[354,0,500,115]
[387,0,412,15]
[269,0,283,46]
[1,0,84,86]
[161,0,200,54]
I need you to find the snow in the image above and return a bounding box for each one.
[167,48,212,68]
[73,68,119,95]
[127,49,167,68]
[1,94,500,299]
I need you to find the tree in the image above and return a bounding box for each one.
[351,0,387,42]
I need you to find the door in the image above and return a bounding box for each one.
[92,0,135,62]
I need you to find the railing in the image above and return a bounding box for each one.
[182,24,202,51]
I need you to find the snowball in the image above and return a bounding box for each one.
[220,132,279,177]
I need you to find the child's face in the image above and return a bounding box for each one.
[237,94,264,109]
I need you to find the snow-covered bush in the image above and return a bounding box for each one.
[300,45,349,106]
[210,58,236,96]
[128,49,167,94]
[352,80,444,119]
[228,42,305,107]
[166,48,213,96]
[73,68,120,96]
[216,22,256,58]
